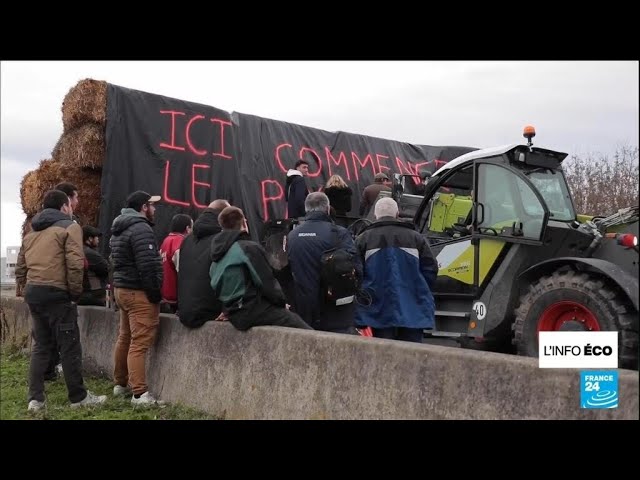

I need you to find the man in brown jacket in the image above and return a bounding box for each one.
[359,172,391,217]
[15,190,106,411]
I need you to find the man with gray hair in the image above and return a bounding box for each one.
[355,197,438,343]
[286,192,362,333]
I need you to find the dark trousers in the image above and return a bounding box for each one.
[230,304,313,331]
[27,302,87,403]
[77,290,106,306]
[43,340,60,380]
[372,327,424,343]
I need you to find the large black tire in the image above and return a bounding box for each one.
[513,270,639,370]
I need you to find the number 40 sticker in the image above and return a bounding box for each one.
[472,301,487,320]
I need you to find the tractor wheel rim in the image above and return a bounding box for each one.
[537,301,600,333]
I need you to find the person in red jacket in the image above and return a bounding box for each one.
[160,214,193,313]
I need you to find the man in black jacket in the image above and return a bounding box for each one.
[78,225,109,306]
[285,160,309,219]
[110,190,163,406]
[177,199,229,328]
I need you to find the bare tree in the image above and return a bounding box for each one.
[563,145,639,216]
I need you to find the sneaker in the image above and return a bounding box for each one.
[131,391,164,406]
[113,384,132,397]
[27,399,46,412]
[70,391,107,408]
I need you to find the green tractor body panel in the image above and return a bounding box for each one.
[427,193,472,233]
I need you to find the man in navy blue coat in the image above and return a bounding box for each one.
[355,197,438,343]
[286,192,362,333]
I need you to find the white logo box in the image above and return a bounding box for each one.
[539,331,618,369]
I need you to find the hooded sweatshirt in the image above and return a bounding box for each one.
[177,208,224,328]
[15,208,84,304]
[110,208,163,303]
[285,169,308,218]
[209,230,287,330]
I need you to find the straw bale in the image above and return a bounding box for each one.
[61,79,107,132]
[20,159,59,216]
[20,169,40,216]
[52,123,105,169]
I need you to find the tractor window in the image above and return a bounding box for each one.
[523,169,575,221]
[477,164,546,240]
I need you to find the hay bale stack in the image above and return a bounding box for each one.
[52,123,105,169]
[61,79,107,132]
[19,159,102,230]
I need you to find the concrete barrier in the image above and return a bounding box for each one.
[1,296,637,419]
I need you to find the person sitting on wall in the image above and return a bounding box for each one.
[177,199,229,328]
[209,206,312,331]
[159,214,193,314]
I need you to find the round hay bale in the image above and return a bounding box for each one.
[61,79,107,132]
[52,123,105,169]
[19,159,103,227]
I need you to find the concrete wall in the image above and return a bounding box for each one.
[1,296,637,419]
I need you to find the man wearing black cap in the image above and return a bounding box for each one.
[78,225,109,306]
[110,190,164,405]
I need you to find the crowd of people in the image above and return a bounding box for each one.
[15,170,438,411]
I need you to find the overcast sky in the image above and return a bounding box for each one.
[1,61,638,255]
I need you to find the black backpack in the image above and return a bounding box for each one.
[319,228,358,305]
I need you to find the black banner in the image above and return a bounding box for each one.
[101,84,475,250]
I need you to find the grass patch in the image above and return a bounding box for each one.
[0,348,216,420]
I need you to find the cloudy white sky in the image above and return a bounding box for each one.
[1,61,638,255]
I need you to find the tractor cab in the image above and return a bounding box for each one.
[414,126,575,246]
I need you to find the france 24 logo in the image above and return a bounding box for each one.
[580,371,618,409]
